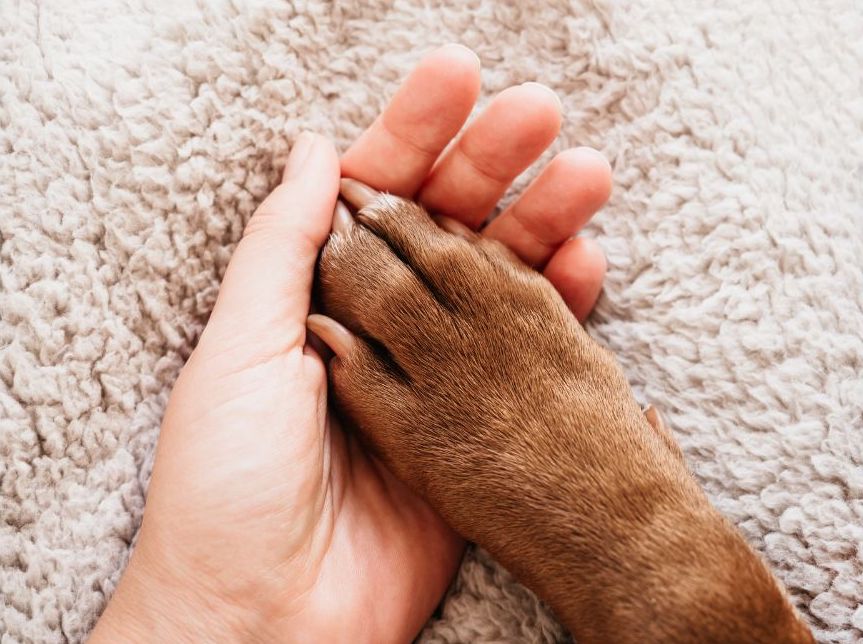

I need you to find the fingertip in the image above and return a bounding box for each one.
[299,135,341,197]
[554,147,613,209]
[444,82,561,194]
[502,82,562,135]
[521,81,562,111]
[482,146,611,268]
[341,45,480,196]
[251,133,340,246]
[568,236,607,283]
[433,43,481,74]
[581,236,608,276]
[416,43,482,101]
[543,237,607,322]
[282,133,340,185]
[204,134,341,350]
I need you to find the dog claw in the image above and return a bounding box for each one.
[307,314,357,359]
[433,214,474,239]
[340,177,380,210]
[643,405,664,432]
[332,199,354,234]
[643,404,685,460]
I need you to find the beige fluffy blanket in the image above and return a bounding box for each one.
[1,1,862,641]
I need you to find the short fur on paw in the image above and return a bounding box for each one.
[312,183,681,542]
[309,182,813,644]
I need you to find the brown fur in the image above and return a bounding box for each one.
[315,194,814,643]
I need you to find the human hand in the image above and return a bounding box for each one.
[90,44,612,643]
[342,44,611,321]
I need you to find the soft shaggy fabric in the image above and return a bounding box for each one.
[1,0,861,641]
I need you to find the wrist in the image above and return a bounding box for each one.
[90,548,266,643]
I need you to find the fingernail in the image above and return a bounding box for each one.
[438,43,481,70]
[283,132,316,180]
[521,82,562,110]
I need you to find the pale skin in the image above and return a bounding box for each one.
[90,44,613,642]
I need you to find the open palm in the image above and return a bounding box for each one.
[92,45,612,643]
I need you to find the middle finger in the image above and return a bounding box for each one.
[417,82,562,229]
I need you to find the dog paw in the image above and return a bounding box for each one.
[312,180,657,525]
[309,181,811,644]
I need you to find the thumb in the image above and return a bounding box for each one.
[200,133,340,356]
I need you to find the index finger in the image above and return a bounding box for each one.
[340,44,481,197]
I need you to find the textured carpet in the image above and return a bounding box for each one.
[2,0,862,642]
